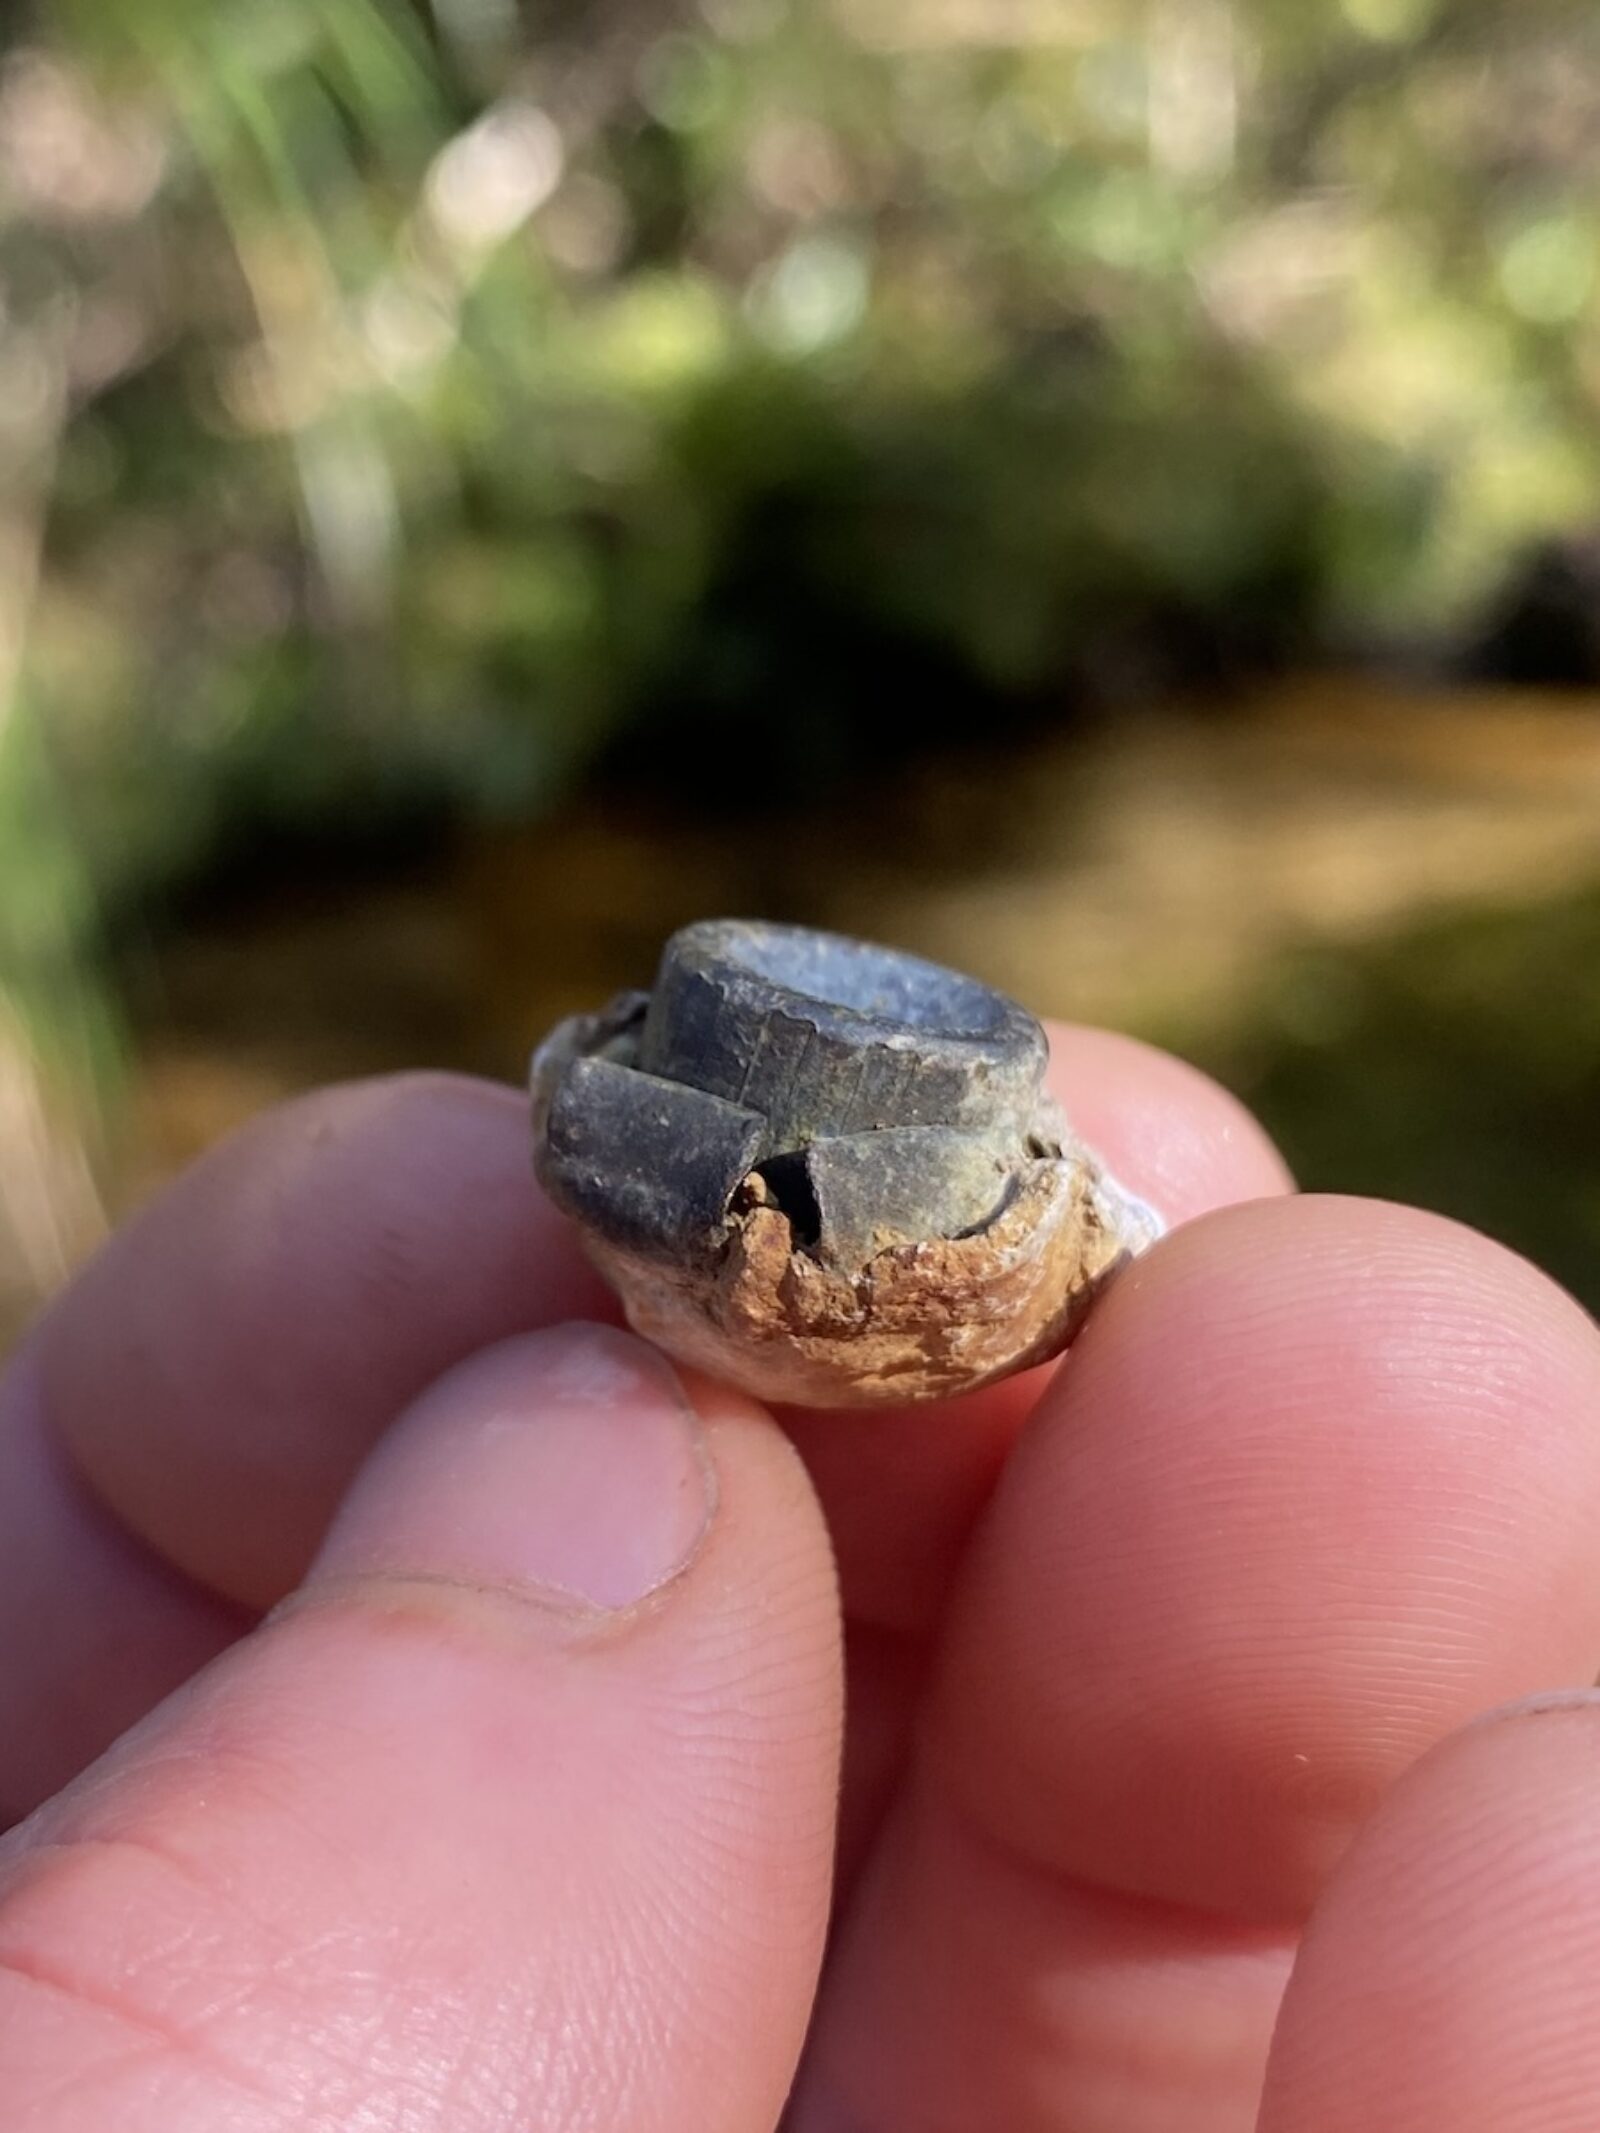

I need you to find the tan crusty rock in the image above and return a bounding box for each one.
[533,919,1163,1406]
[573,1136,1153,1407]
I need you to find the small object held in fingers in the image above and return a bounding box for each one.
[531,919,1161,1405]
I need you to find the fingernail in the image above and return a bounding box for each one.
[314,1324,715,1611]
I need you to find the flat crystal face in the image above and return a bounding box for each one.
[637,919,1047,1145]
[714,923,1008,1039]
[537,918,1063,1269]
[530,919,1160,1404]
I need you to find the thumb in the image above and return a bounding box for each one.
[0,1325,842,2133]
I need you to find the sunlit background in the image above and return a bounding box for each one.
[6,0,1600,1346]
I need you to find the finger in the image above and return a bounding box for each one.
[0,1324,842,2133]
[781,1024,1291,1880]
[781,1022,1293,1639]
[6,1072,608,1813]
[789,1786,1294,2133]
[35,1072,611,1612]
[937,1196,1600,1915]
[1044,1022,1294,1230]
[1259,1692,1600,2133]
[796,1198,1600,2131]
[0,1351,243,1824]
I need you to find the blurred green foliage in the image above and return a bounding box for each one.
[5,0,1600,968]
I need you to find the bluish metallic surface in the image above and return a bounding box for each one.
[533,920,1053,1269]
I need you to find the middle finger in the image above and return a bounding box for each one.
[796,1194,1600,2132]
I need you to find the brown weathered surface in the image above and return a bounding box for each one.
[581,1150,1143,1406]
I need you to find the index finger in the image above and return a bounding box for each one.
[777,1023,1291,1877]
[37,1072,614,1614]
[782,1021,1294,1639]
[4,1072,613,1815]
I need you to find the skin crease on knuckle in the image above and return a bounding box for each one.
[0,1613,728,2130]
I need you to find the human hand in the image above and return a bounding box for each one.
[2,1035,1598,2131]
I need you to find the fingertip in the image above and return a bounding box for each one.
[1045,1023,1293,1228]
[931,1192,1600,1919]
[1261,1689,1600,2132]
[310,1324,718,1613]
